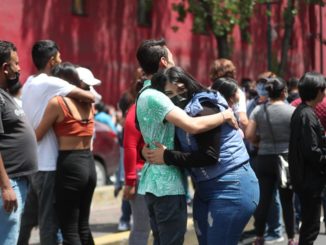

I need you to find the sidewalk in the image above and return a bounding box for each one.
[28,186,326,245]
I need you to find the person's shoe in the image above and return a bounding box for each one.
[288,239,298,245]
[117,221,131,231]
[253,237,264,245]
[264,235,284,244]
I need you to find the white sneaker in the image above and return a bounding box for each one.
[117,221,131,231]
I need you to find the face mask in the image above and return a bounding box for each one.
[170,92,188,109]
[6,71,20,89]
[256,83,268,97]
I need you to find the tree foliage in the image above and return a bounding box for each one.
[172,0,256,57]
[173,0,256,37]
[172,0,324,68]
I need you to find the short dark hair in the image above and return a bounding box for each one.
[118,91,134,116]
[136,39,168,75]
[95,101,108,114]
[0,40,17,66]
[32,40,59,70]
[298,71,326,102]
[287,77,299,92]
[52,62,80,87]
[211,77,238,102]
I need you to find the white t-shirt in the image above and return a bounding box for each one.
[22,73,75,171]
[233,88,247,115]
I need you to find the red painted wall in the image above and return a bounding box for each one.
[0,0,325,104]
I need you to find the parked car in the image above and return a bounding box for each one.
[93,120,120,186]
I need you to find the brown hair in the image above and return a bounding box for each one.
[209,58,236,82]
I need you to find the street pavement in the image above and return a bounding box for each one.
[28,185,326,245]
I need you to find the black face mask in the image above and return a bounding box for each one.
[170,92,188,109]
[6,71,20,89]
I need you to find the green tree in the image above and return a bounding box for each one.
[172,0,256,58]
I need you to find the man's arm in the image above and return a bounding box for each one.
[35,97,60,141]
[67,87,95,103]
[0,154,17,213]
[165,106,237,134]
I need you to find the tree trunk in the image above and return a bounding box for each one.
[278,0,296,76]
[216,34,230,58]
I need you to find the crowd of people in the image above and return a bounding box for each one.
[0,37,326,245]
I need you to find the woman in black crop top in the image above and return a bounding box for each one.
[35,62,96,245]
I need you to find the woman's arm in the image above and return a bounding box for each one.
[245,119,259,144]
[35,97,60,141]
[165,106,237,134]
[123,105,143,199]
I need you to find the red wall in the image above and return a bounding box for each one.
[0,0,325,104]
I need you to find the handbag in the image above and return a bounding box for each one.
[264,104,292,189]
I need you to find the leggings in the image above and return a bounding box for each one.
[55,149,97,245]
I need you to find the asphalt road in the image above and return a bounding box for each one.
[27,186,326,245]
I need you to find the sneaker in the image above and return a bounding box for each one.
[117,221,130,231]
[253,237,264,245]
[264,235,284,244]
[288,239,298,245]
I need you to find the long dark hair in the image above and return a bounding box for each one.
[151,66,207,99]
[52,62,81,87]
[211,77,238,102]
[264,77,286,99]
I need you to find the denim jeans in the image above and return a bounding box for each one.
[18,171,59,245]
[120,199,132,223]
[145,193,187,245]
[193,162,259,245]
[0,177,28,245]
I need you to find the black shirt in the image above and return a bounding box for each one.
[164,101,220,167]
[0,89,37,178]
[289,103,326,194]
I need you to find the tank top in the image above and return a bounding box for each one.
[53,96,94,137]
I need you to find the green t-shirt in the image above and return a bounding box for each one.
[136,83,186,196]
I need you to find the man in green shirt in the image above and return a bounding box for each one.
[136,39,237,245]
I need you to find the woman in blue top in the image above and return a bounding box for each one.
[143,66,259,245]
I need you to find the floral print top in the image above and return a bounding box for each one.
[136,81,186,196]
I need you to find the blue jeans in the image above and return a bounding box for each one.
[120,199,132,223]
[0,177,28,245]
[193,162,259,245]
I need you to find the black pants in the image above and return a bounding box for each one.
[55,150,97,245]
[145,193,187,245]
[297,192,322,245]
[253,154,295,239]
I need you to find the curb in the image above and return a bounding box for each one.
[94,218,195,245]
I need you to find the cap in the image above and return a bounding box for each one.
[76,67,101,86]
